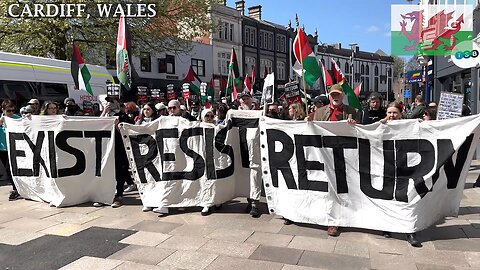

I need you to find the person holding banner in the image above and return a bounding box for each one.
[312,84,361,237]
[361,92,386,125]
[0,100,21,201]
[135,102,158,125]
[168,100,196,121]
[40,101,59,115]
[405,95,426,119]
[287,103,306,121]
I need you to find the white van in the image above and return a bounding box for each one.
[0,51,113,108]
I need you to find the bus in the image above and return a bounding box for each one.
[0,51,113,109]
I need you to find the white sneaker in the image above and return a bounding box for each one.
[142,206,153,212]
[153,207,169,214]
[93,202,103,207]
[124,185,137,192]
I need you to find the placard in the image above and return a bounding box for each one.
[437,91,464,120]
[284,81,301,105]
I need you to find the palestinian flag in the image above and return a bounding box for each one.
[244,74,252,95]
[183,66,202,96]
[71,42,93,96]
[320,60,333,94]
[330,58,346,84]
[292,28,322,86]
[226,47,240,100]
[391,4,473,56]
[340,81,362,110]
[207,77,215,98]
[116,16,132,90]
[354,83,362,97]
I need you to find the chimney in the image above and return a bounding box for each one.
[223,0,227,6]
[235,1,245,16]
[334,43,342,50]
[248,5,262,21]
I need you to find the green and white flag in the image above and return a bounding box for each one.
[71,42,93,96]
[391,4,473,56]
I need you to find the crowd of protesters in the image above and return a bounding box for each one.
[0,84,472,248]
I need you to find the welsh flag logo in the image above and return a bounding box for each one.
[391,4,473,56]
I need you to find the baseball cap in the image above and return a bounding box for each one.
[155,103,166,110]
[328,84,343,95]
[28,99,39,105]
[240,92,252,99]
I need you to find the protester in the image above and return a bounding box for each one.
[361,92,386,124]
[0,100,21,200]
[168,99,196,121]
[135,102,158,125]
[215,104,228,125]
[405,95,425,119]
[287,102,306,121]
[428,102,437,108]
[312,83,360,237]
[201,108,215,124]
[423,107,437,121]
[155,102,168,117]
[20,105,34,117]
[92,103,102,116]
[27,98,40,115]
[264,102,280,119]
[380,101,422,247]
[238,92,253,110]
[306,95,328,121]
[40,101,59,115]
[64,98,84,116]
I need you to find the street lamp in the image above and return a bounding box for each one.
[349,43,357,88]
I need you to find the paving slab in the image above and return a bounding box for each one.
[119,231,171,247]
[245,231,294,247]
[281,265,329,270]
[156,235,209,251]
[415,263,455,270]
[158,250,218,270]
[369,252,417,270]
[169,224,218,237]
[0,216,59,232]
[129,220,183,234]
[288,235,337,253]
[333,239,370,258]
[278,223,328,238]
[249,245,304,265]
[58,256,123,270]
[206,228,254,242]
[108,245,175,265]
[409,249,470,268]
[205,255,283,270]
[298,250,371,270]
[432,238,480,252]
[113,261,174,270]
[43,212,101,225]
[84,216,144,230]
[0,227,45,245]
[199,239,259,258]
[39,223,90,236]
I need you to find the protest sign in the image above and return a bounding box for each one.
[6,116,116,207]
[261,73,274,107]
[167,84,176,100]
[259,115,480,233]
[284,81,301,105]
[437,91,464,120]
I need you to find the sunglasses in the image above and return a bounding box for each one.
[168,106,177,110]
[5,109,14,113]
[204,114,214,118]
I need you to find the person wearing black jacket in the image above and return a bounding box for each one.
[362,92,386,125]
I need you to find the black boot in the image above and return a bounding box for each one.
[406,233,422,247]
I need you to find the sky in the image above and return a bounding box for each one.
[227,0,418,55]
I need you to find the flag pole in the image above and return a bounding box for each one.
[296,15,308,114]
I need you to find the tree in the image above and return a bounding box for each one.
[405,56,422,72]
[392,56,405,79]
[0,0,219,61]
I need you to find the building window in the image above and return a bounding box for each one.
[191,58,205,77]
[375,77,379,92]
[259,31,264,48]
[374,65,379,76]
[268,33,273,50]
[158,58,166,73]
[361,64,365,75]
[230,23,234,41]
[219,21,234,41]
[388,67,392,77]
[245,56,256,75]
[345,62,349,74]
[217,52,231,75]
[277,61,285,80]
[366,65,370,75]
[276,35,286,52]
[245,26,256,46]
[166,55,175,74]
[276,36,280,51]
[365,77,369,92]
[140,52,151,72]
[260,58,273,78]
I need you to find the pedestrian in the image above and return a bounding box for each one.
[215,104,228,125]
[264,102,281,119]
[201,108,215,124]
[0,100,21,200]
[361,92,386,124]
[40,101,59,115]
[168,100,196,121]
[306,95,328,121]
[312,84,361,237]
[423,107,437,121]
[27,98,40,115]
[155,102,168,117]
[19,105,34,117]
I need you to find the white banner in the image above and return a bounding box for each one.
[6,116,116,207]
[119,110,262,208]
[259,115,480,233]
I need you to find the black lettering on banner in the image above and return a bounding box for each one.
[230,117,259,168]
[267,129,296,189]
[8,132,33,176]
[48,131,58,178]
[84,131,111,177]
[204,127,216,180]
[22,131,49,177]
[55,131,86,177]
[178,128,205,180]
[156,128,181,181]
[395,139,435,201]
[322,136,357,194]
[294,134,327,192]
[433,134,474,189]
[358,139,394,200]
[130,134,161,183]
[214,122,234,179]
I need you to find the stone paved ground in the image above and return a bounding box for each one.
[0,162,480,270]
